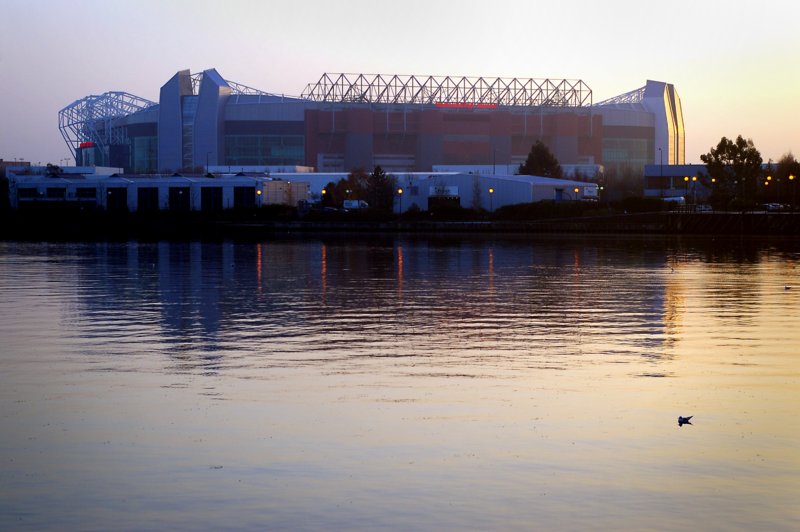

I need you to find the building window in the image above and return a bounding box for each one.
[76,187,96,198]
[46,188,66,198]
[181,96,199,169]
[18,188,39,198]
[602,137,653,173]
[131,136,158,173]
[224,134,304,166]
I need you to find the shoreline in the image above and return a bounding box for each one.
[3,211,800,242]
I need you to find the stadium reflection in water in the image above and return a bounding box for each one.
[1,237,799,530]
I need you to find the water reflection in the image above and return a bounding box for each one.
[0,238,777,377]
[1,237,799,531]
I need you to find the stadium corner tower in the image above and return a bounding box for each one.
[59,68,684,174]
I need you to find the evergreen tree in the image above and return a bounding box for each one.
[365,166,396,211]
[519,140,563,178]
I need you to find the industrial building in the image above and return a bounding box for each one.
[643,163,709,201]
[6,166,596,214]
[58,69,684,176]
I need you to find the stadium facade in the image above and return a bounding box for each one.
[58,68,684,175]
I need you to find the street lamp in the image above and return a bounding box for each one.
[396,187,404,214]
[790,174,796,212]
[764,175,772,204]
[692,176,697,205]
[684,176,689,201]
[574,187,580,201]
[488,187,494,212]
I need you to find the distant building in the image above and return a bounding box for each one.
[643,164,708,200]
[1,159,31,178]
[58,69,684,176]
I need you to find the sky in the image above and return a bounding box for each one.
[1,0,798,166]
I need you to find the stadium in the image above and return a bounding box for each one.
[58,68,685,176]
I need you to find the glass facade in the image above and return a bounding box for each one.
[224,135,304,166]
[602,138,652,173]
[181,96,199,169]
[130,136,157,173]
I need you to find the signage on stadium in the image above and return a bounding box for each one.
[435,102,498,109]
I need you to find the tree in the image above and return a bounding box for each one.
[322,167,397,210]
[593,165,642,201]
[775,153,800,185]
[700,135,762,208]
[518,140,563,178]
[45,163,62,177]
[775,153,800,209]
[365,165,396,211]
[471,176,483,210]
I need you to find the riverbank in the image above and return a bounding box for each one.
[3,211,800,241]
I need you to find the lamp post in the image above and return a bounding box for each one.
[574,187,580,201]
[692,176,697,205]
[765,175,772,205]
[790,174,796,212]
[397,187,404,215]
[684,176,689,203]
[488,187,494,212]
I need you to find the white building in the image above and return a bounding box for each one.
[7,167,596,213]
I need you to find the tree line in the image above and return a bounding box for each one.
[700,136,800,209]
[313,136,800,213]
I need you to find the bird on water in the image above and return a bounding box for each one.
[678,415,693,426]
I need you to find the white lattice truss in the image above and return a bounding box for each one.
[301,73,593,108]
[58,92,157,159]
[59,76,280,159]
[189,72,276,96]
[594,86,646,106]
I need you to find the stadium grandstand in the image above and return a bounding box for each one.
[58,68,684,175]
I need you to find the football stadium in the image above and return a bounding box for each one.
[58,68,685,176]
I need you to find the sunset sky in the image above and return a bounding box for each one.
[1,0,798,166]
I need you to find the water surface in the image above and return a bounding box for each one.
[1,237,799,530]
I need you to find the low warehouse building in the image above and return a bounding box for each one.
[6,166,595,213]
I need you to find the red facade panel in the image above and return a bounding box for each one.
[442,140,491,164]
[305,105,607,170]
[345,108,373,134]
